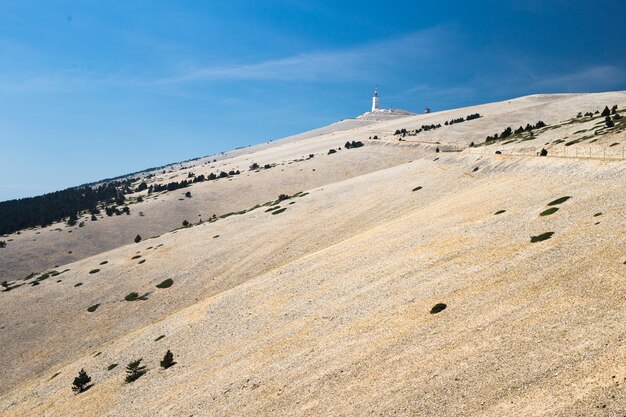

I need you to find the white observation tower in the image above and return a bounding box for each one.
[372,87,380,112]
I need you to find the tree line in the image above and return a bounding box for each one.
[0,181,130,235]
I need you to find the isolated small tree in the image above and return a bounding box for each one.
[601,106,611,117]
[160,350,176,369]
[0,241,6,248]
[540,148,548,157]
[134,235,142,243]
[435,147,440,153]
[1,280,9,289]
[125,359,147,383]
[249,162,259,170]
[611,104,618,114]
[67,213,78,227]
[91,214,97,221]
[185,191,192,198]
[605,116,614,128]
[182,220,190,227]
[72,369,92,393]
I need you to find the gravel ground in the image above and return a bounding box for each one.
[0,92,624,417]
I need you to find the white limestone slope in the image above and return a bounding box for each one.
[0,92,625,417]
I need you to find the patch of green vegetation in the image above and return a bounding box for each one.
[89,269,100,274]
[494,210,506,215]
[107,363,118,371]
[154,335,165,342]
[530,232,554,243]
[156,279,173,289]
[125,359,147,383]
[272,208,287,215]
[593,212,602,217]
[87,303,100,312]
[131,255,141,260]
[547,196,571,206]
[412,186,423,192]
[100,261,108,265]
[540,207,559,216]
[430,303,447,314]
[124,292,149,301]
[74,282,83,287]
[138,259,146,264]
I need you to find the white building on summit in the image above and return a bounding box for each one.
[372,87,380,112]
[357,87,413,120]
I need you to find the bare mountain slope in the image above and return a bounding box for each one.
[0,92,625,417]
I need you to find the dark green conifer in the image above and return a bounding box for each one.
[72,369,92,393]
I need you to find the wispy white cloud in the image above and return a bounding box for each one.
[157,27,454,84]
[531,65,625,90]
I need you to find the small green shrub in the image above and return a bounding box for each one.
[530,232,554,243]
[89,269,100,274]
[539,207,559,216]
[272,208,287,215]
[124,292,148,301]
[87,304,100,312]
[156,279,173,289]
[412,186,422,192]
[160,350,176,369]
[125,359,146,383]
[494,210,506,215]
[430,303,447,314]
[72,369,92,393]
[547,196,571,206]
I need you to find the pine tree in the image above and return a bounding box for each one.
[134,235,142,243]
[72,369,92,393]
[160,350,176,369]
[601,106,611,117]
[125,359,147,383]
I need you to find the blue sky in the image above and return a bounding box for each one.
[1,1,625,201]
